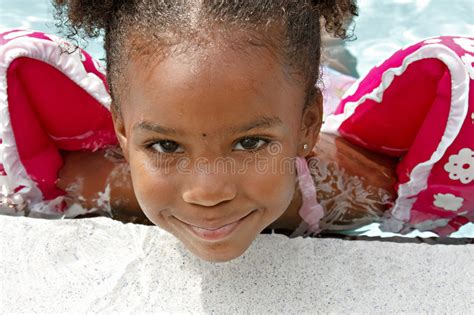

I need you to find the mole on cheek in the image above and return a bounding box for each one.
[202,133,207,137]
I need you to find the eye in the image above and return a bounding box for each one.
[149,140,184,154]
[234,137,270,152]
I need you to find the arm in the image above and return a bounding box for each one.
[310,133,398,230]
[56,148,150,224]
[266,133,398,233]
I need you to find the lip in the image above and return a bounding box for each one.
[178,211,255,242]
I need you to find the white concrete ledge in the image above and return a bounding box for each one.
[0,215,473,313]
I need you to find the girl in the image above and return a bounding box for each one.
[0,0,472,262]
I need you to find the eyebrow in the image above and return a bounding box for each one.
[134,115,283,136]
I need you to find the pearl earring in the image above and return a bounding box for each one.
[303,143,308,150]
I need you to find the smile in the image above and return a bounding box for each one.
[177,210,256,242]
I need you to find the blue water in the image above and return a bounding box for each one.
[0,0,473,238]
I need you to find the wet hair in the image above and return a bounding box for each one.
[53,0,357,113]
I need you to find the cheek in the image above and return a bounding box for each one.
[245,158,296,216]
[128,154,177,217]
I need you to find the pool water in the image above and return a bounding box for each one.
[348,0,474,76]
[1,0,472,74]
[0,0,473,238]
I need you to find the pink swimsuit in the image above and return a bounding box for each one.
[293,156,325,236]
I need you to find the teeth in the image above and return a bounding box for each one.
[194,224,228,231]
[192,219,238,231]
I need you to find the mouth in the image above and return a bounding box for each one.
[177,210,256,242]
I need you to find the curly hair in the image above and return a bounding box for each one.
[53,0,358,113]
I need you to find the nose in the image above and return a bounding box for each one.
[182,173,237,207]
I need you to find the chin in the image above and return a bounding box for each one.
[186,239,253,263]
[195,248,247,263]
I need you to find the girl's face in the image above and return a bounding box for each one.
[114,42,320,262]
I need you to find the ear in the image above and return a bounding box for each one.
[297,89,323,157]
[111,106,130,161]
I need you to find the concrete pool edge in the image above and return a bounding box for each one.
[1,215,472,313]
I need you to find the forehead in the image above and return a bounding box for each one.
[121,42,305,136]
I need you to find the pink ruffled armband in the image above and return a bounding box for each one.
[322,36,474,236]
[0,29,117,217]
